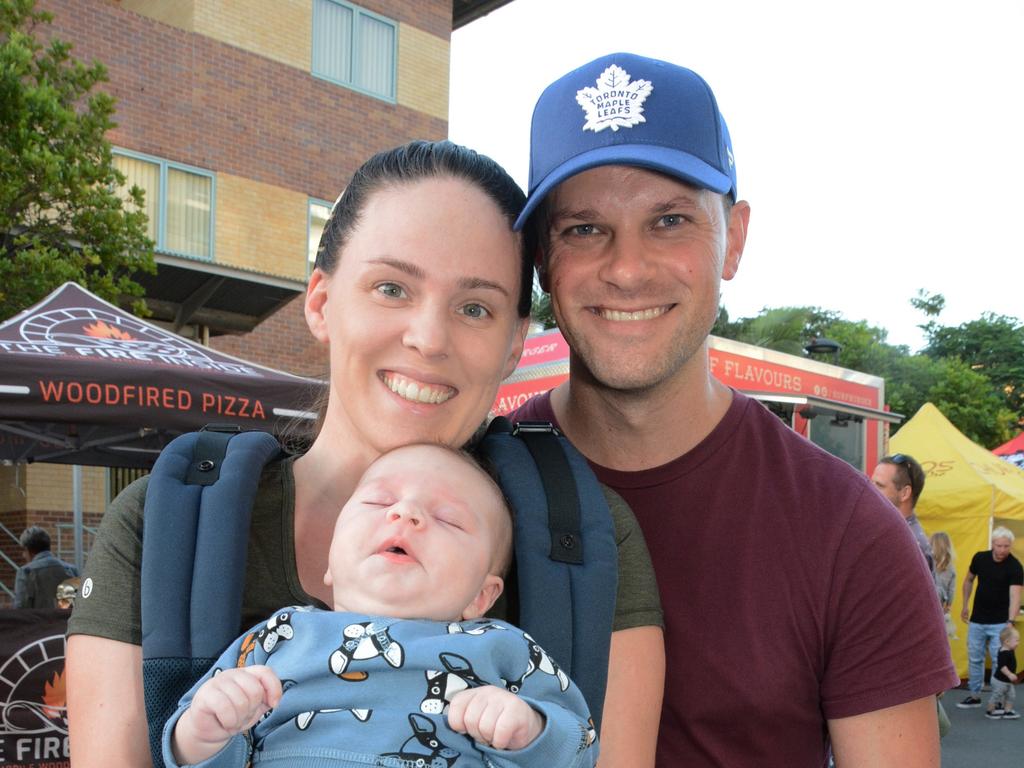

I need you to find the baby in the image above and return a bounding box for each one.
[165,442,597,767]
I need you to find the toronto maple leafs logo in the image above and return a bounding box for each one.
[576,64,653,133]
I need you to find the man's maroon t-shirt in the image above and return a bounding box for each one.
[511,390,957,766]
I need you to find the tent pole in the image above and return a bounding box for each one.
[72,465,83,572]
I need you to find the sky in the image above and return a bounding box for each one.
[448,0,1024,353]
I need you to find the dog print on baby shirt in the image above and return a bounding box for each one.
[330,621,405,677]
[377,713,460,768]
[502,632,570,693]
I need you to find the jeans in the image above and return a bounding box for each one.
[967,622,1005,692]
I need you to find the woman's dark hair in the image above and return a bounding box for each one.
[315,140,534,318]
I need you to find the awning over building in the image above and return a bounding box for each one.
[453,0,515,28]
[134,254,305,336]
[746,392,904,424]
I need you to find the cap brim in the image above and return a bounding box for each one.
[514,144,733,231]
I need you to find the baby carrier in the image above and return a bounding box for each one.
[141,419,618,767]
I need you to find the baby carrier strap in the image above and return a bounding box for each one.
[478,417,618,731]
[141,426,282,767]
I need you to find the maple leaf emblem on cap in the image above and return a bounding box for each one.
[575,64,653,133]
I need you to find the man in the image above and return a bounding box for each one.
[511,53,957,766]
[957,527,1023,709]
[14,526,78,609]
[871,453,933,568]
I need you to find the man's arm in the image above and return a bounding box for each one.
[1009,584,1022,623]
[829,696,939,768]
[597,625,664,768]
[67,635,152,767]
[960,572,976,622]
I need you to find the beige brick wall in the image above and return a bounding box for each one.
[0,466,27,514]
[193,0,312,71]
[397,23,449,120]
[215,174,308,280]
[120,0,197,30]
[123,0,449,119]
[25,464,107,515]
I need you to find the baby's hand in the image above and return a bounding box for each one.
[447,685,544,751]
[172,666,282,764]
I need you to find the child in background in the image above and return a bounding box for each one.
[930,532,957,639]
[164,443,597,768]
[986,625,1020,720]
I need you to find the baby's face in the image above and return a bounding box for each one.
[325,444,507,621]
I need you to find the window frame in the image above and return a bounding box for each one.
[307,197,334,277]
[311,0,398,103]
[113,148,217,261]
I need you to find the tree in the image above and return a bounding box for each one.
[0,0,154,320]
[922,356,1016,447]
[711,304,900,371]
[923,312,1024,427]
[530,281,556,330]
[715,303,1015,446]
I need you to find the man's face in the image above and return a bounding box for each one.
[542,165,747,393]
[870,462,907,509]
[993,536,1013,562]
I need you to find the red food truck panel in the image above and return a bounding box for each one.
[708,348,880,408]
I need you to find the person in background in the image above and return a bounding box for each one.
[984,624,1020,720]
[872,454,932,569]
[958,526,1023,709]
[930,532,957,639]
[14,526,78,609]
[510,51,957,766]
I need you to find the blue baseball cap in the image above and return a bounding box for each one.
[515,52,737,231]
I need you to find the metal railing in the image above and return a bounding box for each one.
[56,522,97,564]
[0,520,21,601]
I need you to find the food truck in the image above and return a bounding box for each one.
[491,328,901,472]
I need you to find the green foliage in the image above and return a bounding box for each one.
[922,313,1024,424]
[924,357,1015,447]
[910,289,946,317]
[715,302,1017,447]
[712,305,895,369]
[530,280,556,330]
[0,0,154,319]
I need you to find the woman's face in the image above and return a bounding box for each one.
[306,176,528,456]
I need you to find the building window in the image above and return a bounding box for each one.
[312,0,396,101]
[113,150,215,260]
[308,199,333,274]
[107,466,149,504]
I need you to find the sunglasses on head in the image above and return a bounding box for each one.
[890,453,919,497]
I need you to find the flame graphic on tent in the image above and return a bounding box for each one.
[42,670,66,719]
[83,320,135,341]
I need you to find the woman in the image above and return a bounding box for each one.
[66,141,664,766]
[930,531,957,637]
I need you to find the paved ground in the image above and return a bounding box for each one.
[940,688,1024,766]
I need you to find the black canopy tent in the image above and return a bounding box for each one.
[0,282,325,566]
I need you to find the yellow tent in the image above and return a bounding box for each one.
[890,402,1024,677]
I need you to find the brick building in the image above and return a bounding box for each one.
[0,0,511,601]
